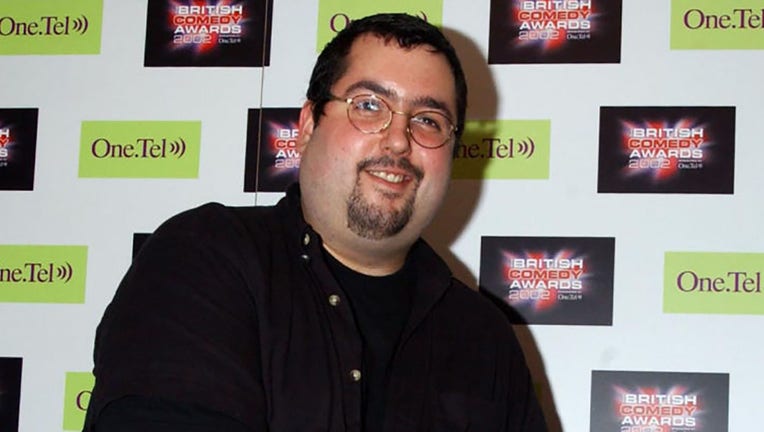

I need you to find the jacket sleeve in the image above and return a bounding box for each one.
[92,395,252,432]
[84,204,267,431]
[501,319,549,431]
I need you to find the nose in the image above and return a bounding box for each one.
[381,112,412,155]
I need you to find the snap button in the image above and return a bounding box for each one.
[303,233,310,246]
[328,294,341,306]
[350,369,362,382]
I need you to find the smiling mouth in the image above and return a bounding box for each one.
[357,156,424,185]
[367,170,408,184]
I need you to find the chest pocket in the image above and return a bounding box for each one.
[429,392,504,432]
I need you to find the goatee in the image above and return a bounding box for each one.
[346,156,423,240]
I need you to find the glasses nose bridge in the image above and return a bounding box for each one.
[381,106,413,133]
[387,107,417,136]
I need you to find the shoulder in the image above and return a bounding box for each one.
[446,280,512,327]
[145,202,281,254]
[153,202,270,238]
[409,240,516,340]
[433,278,526,350]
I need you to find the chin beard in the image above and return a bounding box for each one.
[346,186,415,240]
[345,156,422,240]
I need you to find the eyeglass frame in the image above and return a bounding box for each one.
[327,93,458,149]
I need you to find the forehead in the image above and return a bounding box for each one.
[334,34,457,113]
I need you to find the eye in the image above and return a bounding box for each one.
[352,95,384,115]
[410,112,447,132]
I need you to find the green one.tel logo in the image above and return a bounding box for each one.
[671,0,764,49]
[664,252,764,315]
[79,121,201,178]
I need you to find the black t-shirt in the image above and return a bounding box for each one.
[323,250,415,432]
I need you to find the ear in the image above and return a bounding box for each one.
[296,100,315,153]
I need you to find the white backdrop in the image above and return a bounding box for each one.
[2,0,762,430]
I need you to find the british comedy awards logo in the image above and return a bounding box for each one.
[0,108,38,191]
[144,0,273,67]
[480,236,614,325]
[598,107,735,194]
[488,0,622,64]
[664,252,764,315]
[244,108,301,193]
[591,370,729,432]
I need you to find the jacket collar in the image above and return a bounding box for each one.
[278,182,454,334]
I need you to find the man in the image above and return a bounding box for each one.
[84,13,547,431]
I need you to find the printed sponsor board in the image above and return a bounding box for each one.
[591,370,729,432]
[664,252,764,315]
[62,372,94,431]
[144,0,273,67]
[0,245,87,303]
[0,358,21,432]
[453,119,550,179]
[0,108,38,191]
[671,0,764,49]
[79,121,201,178]
[598,107,735,194]
[244,108,301,193]
[480,236,614,325]
[316,0,442,52]
[488,0,622,64]
[0,0,102,55]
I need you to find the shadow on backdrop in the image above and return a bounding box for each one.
[424,27,563,432]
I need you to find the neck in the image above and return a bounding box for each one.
[322,239,409,276]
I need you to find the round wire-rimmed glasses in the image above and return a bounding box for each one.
[330,93,456,149]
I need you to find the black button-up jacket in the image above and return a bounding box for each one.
[85,184,547,431]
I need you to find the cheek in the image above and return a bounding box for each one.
[301,135,359,187]
[422,153,452,184]
[417,155,452,200]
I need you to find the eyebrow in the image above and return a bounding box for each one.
[342,80,455,121]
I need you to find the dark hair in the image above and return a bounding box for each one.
[306,13,468,147]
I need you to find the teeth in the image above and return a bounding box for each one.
[369,170,405,183]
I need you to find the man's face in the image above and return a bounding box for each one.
[298,33,457,253]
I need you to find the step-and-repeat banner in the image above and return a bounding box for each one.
[2,0,762,430]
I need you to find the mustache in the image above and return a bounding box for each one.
[356,156,424,182]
